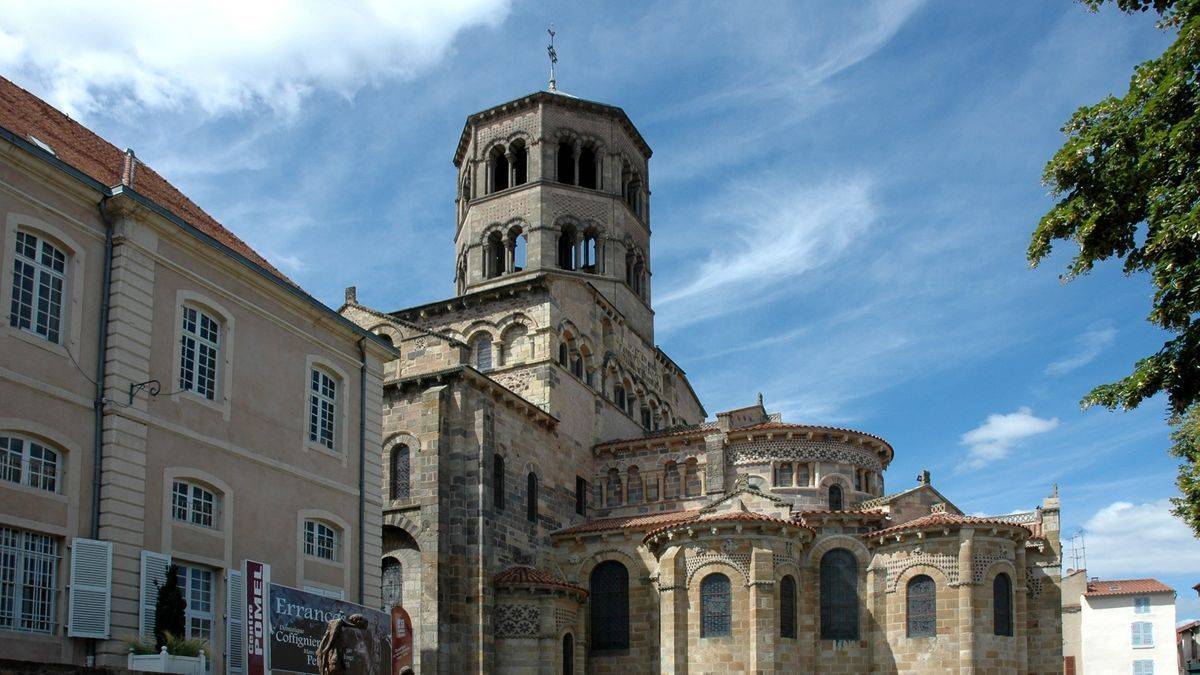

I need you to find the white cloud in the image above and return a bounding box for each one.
[1084,499,1200,576]
[1045,321,1117,376]
[960,406,1059,469]
[0,0,509,118]
[655,174,875,330]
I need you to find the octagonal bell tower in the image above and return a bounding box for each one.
[452,90,656,341]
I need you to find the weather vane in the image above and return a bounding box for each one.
[547,24,558,91]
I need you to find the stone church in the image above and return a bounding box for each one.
[341,88,1064,674]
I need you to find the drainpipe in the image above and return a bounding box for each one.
[357,338,367,604]
[87,194,114,666]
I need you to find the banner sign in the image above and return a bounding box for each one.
[390,605,413,674]
[243,560,270,675]
[268,584,390,675]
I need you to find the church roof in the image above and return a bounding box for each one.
[493,566,587,596]
[453,90,652,167]
[1084,578,1174,597]
[643,510,810,542]
[0,75,291,285]
[553,509,700,537]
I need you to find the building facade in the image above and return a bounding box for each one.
[1062,577,1178,675]
[0,77,394,672]
[343,89,1065,673]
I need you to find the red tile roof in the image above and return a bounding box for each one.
[644,510,809,540]
[493,566,586,595]
[866,512,1031,539]
[1084,578,1174,597]
[0,76,291,285]
[553,509,700,536]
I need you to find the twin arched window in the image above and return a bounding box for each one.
[820,548,858,640]
[700,573,731,637]
[906,574,936,637]
[390,444,410,500]
[993,573,1013,636]
[0,434,59,493]
[780,575,797,639]
[589,561,629,650]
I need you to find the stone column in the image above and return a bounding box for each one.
[658,546,687,674]
[957,529,976,674]
[749,546,775,673]
[572,141,581,185]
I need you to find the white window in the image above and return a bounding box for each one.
[175,564,213,641]
[0,434,59,493]
[304,520,339,561]
[1134,596,1150,614]
[1131,620,1154,647]
[179,306,220,400]
[1133,659,1154,675]
[9,231,66,343]
[0,526,59,633]
[308,368,338,450]
[303,584,345,600]
[171,481,217,529]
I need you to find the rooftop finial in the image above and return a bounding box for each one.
[547,24,558,91]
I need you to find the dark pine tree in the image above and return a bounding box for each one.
[154,564,187,650]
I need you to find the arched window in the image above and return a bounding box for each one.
[390,444,410,500]
[558,341,569,367]
[558,226,577,270]
[993,573,1013,636]
[780,575,797,639]
[510,140,527,186]
[490,146,509,192]
[589,561,629,650]
[578,145,597,189]
[0,434,59,493]
[774,462,793,487]
[613,384,626,410]
[10,230,68,343]
[485,231,504,278]
[171,479,218,528]
[570,353,584,379]
[557,142,576,184]
[700,573,731,637]
[906,574,936,638]
[382,557,403,609]
[509,229,526,272]
[606,468,622,506]
[581,231,599,273]
[304,520,340,561]
[493,455,505,510]
[526,472,538,522]
[664,461,680,499]
[626,466,642,504]
[562,633,574,675]
[828,484,844,511]
[472,334,493,371]
[820,549,858,640]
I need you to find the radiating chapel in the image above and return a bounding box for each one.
[341,86,1064,674]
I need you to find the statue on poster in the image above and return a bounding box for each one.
[316,613,369,675]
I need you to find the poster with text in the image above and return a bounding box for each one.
[268,584,390,675]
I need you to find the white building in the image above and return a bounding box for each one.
[1078,578,1177,675]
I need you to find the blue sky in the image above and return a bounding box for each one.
[4,0,1198,617]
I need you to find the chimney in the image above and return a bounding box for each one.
[344,286,357,305]
[121,148,138,187]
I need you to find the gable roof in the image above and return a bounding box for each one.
[0,75,290,285]
[493,565,587,596]
[1084,578,1174,597]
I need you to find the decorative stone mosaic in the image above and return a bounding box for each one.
[728,439,884,472]
[971,553,1014,584]
[495,603,540,638]
[882,552,959,592]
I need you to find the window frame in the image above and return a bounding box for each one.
[8,229,68,344]
[175,563,214,641]
[308,366,339,451]
[178,304,222,402]
[700,572,732,638]
[1133,658,1155,675]
[0,526,59,634]
[1131,620,1154,647]
[0,433,60,494]
[906,574,937,638]
[589,560,630,651]
[526,472,539,523]
[2,218,86,356]
[170,480,218,529]
[819,548,859,640]
[304,520,340,562]
[780,574,797,639]
[993,573,1014,637]
[390,443,410,501]
[1133,596,1150,614]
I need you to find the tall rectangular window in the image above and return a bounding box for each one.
[0,526,59,634]
[1131,621,1154,647]
[308,369,337,450]
[774,462,793,487]
[175,564,213,640]
[575,476,587,516]
[179,306,220,400]
[9,231,66,343]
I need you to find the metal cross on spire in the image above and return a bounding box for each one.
[547,25,558,91]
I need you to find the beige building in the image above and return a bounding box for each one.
[343,88,1065,673]
[1062,576,1179,675]
[0,77,394,672]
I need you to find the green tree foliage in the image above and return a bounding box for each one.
[1030,0,1200,533]
[154,564,187,650]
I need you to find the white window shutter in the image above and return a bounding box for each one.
[67,538,112,638]
[225,569,245,674]
[139,551,171,638]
